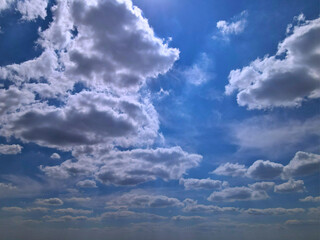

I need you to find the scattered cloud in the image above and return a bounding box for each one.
[35,198,64,206]
[179,178,225,190]
[0,144,23,155]
[248,182,275,191]
[300,196,320,202]
[226,15,320,109]
[183,53,213,86]
[245,208,305,215]
[183,199,239,213]
[76,179,97,188]
[16,0,48,20]
[207,187,269,202]
[283,151,320,178]
[211,163,247,177]
[246,160,284,180]
[50,153,61,160]
[274,179,306,193]
[214,11,248,41]
[106,191,183,209]
[2,206,48,213]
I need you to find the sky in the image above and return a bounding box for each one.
[0,0,319,239]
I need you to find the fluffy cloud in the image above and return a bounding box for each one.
[211,163,247,177]
[207,187,269,202]
[179,178,225,190]
[50,153,61,159]
[95,147,201,186]
[16,0,48,20]
[283,151,320,178]
[183,199,239,213]
[76,180,97,188]
[245,208,305,215]
[274,179,306,193]
[0,144,23,155]
[248,182,275,191]
[106,192,183,209]
[215,10,248,40]
[0,0,15,11]
[246,160,284,180]
[300,196,320,202]
[35,198,64,206]
[225,16,320,109]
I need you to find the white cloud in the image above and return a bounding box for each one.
[101,211,166,221]
[246,160,284,180]
[300,196,320,202]
[229,115,320,153]
[215,11,248,41]
[207,187,269,202]
[226,16,320,109]
[211,162,247,177]
[245,208,305,215]
[64,197,91,203]
[171,215,206,221]
[183,199,239,213]
[35,198,64,206]
[76,179,97,188]
[2,206,48,213]
[16,0,48,20]
[283,151,320,178]
[274,179,306,193]
[0,0,15,11]
[179,178,225,190]
[0,144,22,155]
[248,182,275,191]
[50,153,61,159]
[106,191,183,209]
[183,53,213,86]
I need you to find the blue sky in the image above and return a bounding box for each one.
[0,0,319,239]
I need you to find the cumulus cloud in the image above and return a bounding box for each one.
[274,179,306,193]
[283,151,320,178]
[95,147,201,186]
[225,15,320,109]
[0,0,15,11]
[16,0,48,20]
[64,197,91,203]
[0,144,23,155]
[50,153,61,159]
[207,187,269,202]
[215,10,248,41]
[179,178,225,190]
[248,182,275,191]
[106,191,183,209]
[245,208,305,215]
[183,199,239,213]
[246,160,284,180]
[35,198,64,206]
[300,196,320,202]
[211,163,247,177]
[171,215,206,221]
[76,179,97,188]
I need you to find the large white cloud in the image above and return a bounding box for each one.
[226,15,320,109]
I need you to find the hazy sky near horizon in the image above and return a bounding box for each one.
[0,0,319,239]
